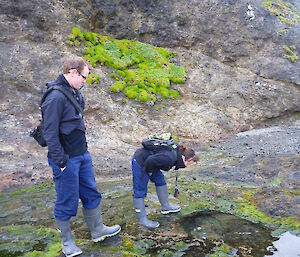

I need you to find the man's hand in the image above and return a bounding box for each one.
[60,167,66,172]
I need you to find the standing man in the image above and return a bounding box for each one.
[42,56,121,257]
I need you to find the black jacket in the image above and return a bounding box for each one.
[41,74,86,167]
[133,147,186,173]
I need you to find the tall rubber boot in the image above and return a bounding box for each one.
[133,197,160,229]
[55,219,83,257]
[82,207,121,242]
[156,185,181,214]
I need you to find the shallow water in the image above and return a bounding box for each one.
[175,211,299,257]
[1,183,300,257]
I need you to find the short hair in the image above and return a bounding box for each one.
[63,57,88,74]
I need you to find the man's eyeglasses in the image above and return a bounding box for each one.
[78,72,87,80]
[69,68,87,80]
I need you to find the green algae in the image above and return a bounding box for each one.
[67,26,186,104]
[208,244,232,257]
[0,225,61,257]
[263,0,300,27]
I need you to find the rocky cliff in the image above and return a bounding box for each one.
[0,0,299,191]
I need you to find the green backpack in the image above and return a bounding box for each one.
[142,132,178,156]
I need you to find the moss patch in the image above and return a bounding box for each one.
[67,27,187,105]
[263,0,300,27]
[282,44,298,63]
[86,73,100,85]
[9,183,54,196]
[209,244,232,257]
[0,225,61,257]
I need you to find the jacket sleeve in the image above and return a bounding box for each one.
[143,151,176,173]
[41,91,69,167]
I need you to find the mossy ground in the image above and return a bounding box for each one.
[66,27,186,105]
[1,148,299,256]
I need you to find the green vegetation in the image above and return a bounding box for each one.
[282,44,298,63]
[277,29,287,33]
[209,244,232,257]
[235,190,300,232]
[9,183,54,196]
[263,0,300,27]
[66,26,187,104]
[86,73,100,85]
[0,225,61,257]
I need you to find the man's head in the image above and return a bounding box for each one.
[63,57,89,90]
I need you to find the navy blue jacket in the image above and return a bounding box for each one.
[41,74,86,167]
[133,147,186,173]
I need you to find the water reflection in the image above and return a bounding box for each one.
[266,231,300,257]
[181,211,275,256]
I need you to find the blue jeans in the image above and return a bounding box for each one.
[132,158,166,198]
[48,151,101,221]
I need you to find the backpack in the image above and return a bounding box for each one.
[142,132,178,157]
[30,84,83,147]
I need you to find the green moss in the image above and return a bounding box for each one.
[10,183,54,196]
[110,81,126,93]
[263,0,300,27]
[118,236,151,257]
[126,88,139,99]
[157,87,169,99]
[209,244,232,257]
[138,90,150,102]
[233,191,300,231]
[277,29,287,33]
[86,73,100,85]
[0,225,61,257]
[282,44,298,62]
[169,89,179,100]
[67,26,187,104]
[183,200,211,214]
[71,26,81,37]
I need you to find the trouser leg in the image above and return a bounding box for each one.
[48,157,81,221]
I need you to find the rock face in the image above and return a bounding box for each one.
[0,0,299,190]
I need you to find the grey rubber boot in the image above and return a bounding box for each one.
[133,197,160,229]
[156,185,181,214]
[82,207,121,242]
[55,219,83,257]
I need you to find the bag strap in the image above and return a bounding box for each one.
[40,85,83,114]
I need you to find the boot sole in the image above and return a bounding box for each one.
[161,208,181,215]
[92,227,121,242]
[63,249,83,257]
